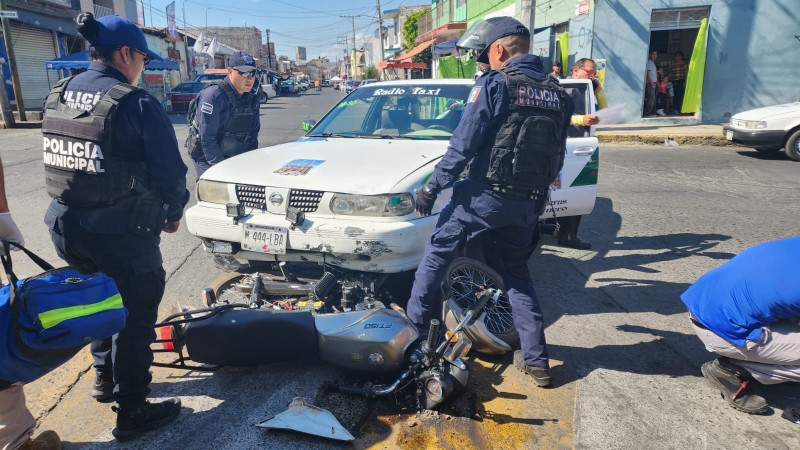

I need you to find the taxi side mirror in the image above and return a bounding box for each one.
[301,119,317,132]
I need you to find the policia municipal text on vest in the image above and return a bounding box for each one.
[468,66,567,204]
[186,80,258,160]
[43,76,148,207]
[43,77,169,236]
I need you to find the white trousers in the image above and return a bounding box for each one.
[692,318,800,385]
[0,384,35,450]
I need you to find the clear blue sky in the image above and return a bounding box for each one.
[140,0,428,60]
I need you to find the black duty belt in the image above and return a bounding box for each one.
[0,378,13,391]
[467,178,543,200]
[689,313,708,330]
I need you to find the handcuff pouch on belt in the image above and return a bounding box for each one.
[127,177,168,236]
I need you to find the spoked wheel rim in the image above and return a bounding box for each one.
[447,266,515,337]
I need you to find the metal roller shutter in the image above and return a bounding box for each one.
[8,23,57,104]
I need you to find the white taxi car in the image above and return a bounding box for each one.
[723,102,800,161]
[186,79,599,273]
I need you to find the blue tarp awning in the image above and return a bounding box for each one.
[433,39,457,55]
[46,50,180,71]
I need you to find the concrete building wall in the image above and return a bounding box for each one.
[188,26,262,58]
[593,0,800,123]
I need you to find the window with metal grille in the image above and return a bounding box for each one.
[289,190,324,212]
[236,184,266,209]
[650,7,710,30]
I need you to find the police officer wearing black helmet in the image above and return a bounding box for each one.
[407,17,573,387]
[41,13,189,441]
[187,51,261,178]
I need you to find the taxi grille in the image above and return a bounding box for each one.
[235,184,266,209]
[289,189,324,212]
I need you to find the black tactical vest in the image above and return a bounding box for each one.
[468,66,567,194]
[42,77,148,207]
[187,80,256,160]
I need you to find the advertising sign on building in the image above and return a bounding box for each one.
[295,46,306,62]
[576,0,589,16]
[166,2,178,41]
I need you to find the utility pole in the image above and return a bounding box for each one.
[265,29,272,70]
[0,0,25,121]
[340,14,365,80]
[375,0,385,80]
[515,0,535,49]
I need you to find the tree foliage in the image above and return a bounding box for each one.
[278,55,289,61]
[402,10,431,64]
[363,65,378,80]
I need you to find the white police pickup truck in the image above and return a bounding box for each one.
[723,102,800,161]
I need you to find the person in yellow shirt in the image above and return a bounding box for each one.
[558,58,608,250]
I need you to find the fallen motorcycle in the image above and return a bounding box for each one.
[153,260,510,410]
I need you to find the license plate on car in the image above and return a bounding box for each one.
[726,130,733,140]
[241,224,287,254]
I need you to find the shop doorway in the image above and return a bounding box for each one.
[643,6,709,119]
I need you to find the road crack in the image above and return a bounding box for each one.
[165,241,203,282]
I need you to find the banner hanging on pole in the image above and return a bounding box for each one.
[166,2,178,41]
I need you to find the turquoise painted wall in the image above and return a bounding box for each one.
[432,0,468,28]
[467,0,515,26]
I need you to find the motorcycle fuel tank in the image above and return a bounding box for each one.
[315,309,418,373]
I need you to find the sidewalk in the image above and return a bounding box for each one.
[596,123,729,146]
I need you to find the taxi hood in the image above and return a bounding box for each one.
[201,137,446,194]
[733,102,800,120]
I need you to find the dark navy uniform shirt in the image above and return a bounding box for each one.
[426,54,574,194]
[56,62,189,223]
[194,76,261,166]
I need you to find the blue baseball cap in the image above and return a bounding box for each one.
[476,17,531,64]
[80,14,163,62]
[229,51,256,71]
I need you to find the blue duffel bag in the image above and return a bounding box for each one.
[0,240,128,383]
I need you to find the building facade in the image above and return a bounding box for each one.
[592,0,800,123]
[0,0,84,107]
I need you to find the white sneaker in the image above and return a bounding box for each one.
[656,109,665,116]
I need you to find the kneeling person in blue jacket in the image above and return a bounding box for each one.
[681,236,800,414]
[188,51,261,178]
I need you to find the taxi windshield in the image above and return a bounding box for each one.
[309,84,471,140]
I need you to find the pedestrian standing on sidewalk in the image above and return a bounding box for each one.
[0,157,62,450]
[643,50,658,116]
[669,51,688,114]
[556,57,607,250]
[681,236,800,415]
[41,13,189,441]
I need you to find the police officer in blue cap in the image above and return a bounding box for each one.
[187,51,261,178]
[41,13,189,440]
[407,17,573,386]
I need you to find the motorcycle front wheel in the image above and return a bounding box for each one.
[443,257,519,346]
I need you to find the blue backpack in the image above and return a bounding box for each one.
[0,241,128,383]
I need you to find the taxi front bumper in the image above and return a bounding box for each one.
[185,203,433,273]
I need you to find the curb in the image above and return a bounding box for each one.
[597,134,732,146]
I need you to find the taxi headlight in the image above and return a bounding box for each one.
[746,120,767,129]
[197,180,230,204]
[330,193,414,216]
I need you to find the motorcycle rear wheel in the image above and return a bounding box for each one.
[444,257,519,346]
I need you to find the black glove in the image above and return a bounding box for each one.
[415,185,437,217]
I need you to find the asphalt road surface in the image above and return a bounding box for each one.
[3,87,799,449]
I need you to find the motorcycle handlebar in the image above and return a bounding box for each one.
[466,289,496,324]
[426,319,440,349]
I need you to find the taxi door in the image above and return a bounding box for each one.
[546,79,599,218]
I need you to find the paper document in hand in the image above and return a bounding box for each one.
[595,104,624,125]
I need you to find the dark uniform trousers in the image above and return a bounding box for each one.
[45,200,165,408]
[407,180,549,367]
